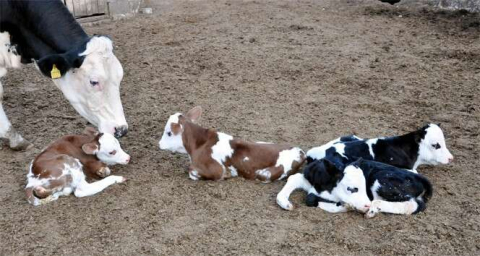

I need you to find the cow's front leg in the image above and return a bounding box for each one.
[0,72,32,150]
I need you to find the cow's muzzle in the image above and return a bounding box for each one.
[114,125,128,138]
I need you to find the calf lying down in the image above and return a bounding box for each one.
[306,124,453,173]
[277,157,433,218]
[159,106,305,182]
[25,128,130,206]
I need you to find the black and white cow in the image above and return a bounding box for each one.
[306,124,453,173]
[0,0,128,150]
[276,157,433,218]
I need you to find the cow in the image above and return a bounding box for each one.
[276,157,433,218]
[0,0,128,150]
[25,127,130,206]
[306,124,453,173]
[158,106,306,182]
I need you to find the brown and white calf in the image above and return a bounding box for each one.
[158,106,306,182]
[25,128,130,206]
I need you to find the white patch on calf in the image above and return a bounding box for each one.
[159,113,187,154]
[370,180,383,200]
[211,132,234,169]
[415,124,453,169]
[228,166,238,177]
[255,169,271,182]
[333,143,347,158]
[189,170,200,180]
[243,157,249,162]
[276,147,303,180]
[366,138,378,158]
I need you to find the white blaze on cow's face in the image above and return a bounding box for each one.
[159,113,187,154]
[95,133,130,165]
[334,165,371,213]
[418,124,453,166]
[52,37,128,138]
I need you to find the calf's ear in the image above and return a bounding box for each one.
[186,106,203,123]
[35,52,85,79]
[323,159,341,177]
[83,127,99,136]
[82,142,99,155]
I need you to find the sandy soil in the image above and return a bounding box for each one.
[0,0,479,255]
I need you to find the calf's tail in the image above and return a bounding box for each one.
[413,174,433,214]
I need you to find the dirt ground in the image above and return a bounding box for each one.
[0,0,479,255]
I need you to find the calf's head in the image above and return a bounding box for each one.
[36,36,128,138]
[310,158,371,212]
[82,132,130,165]
[336,160,371,212]
[158,106,203,154]
[417,124,453,166]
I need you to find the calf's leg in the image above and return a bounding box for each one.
[276,173,314,210]
[74,175,125,197]
[318,202,349,213]
[365,199,418,218]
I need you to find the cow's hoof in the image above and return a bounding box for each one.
[365,209,378,219]
[97,167,111,178]
[10,139,33,151]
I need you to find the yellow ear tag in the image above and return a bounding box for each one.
[50,64,61,79]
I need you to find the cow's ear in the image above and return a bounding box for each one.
[36,53,85,79]
[186,106,202,123]
[82,142,99,155]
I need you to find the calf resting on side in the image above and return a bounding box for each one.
[158,106,305,182]
[306,123,453,173]
[25,128,130,206]
[277,157,433,218]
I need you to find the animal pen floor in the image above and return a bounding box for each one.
[0,0,479,255]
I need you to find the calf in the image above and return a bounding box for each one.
[306,124,453,173]
[25,128,130,206]
[277,157,432,218]
[158,106,305,182]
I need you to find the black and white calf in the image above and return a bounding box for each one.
[0,0,128,150]
[276,157,433,218]
[306,124,453,173]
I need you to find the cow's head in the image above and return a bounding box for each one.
[416,124,453,166]
[82,131,130,165]
[36,36,128,138]
[159,106,202,154]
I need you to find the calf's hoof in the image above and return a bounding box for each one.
[111,176,126,183]
[96,167,111,178]
[365,200,381,218]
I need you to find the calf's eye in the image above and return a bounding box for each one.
[90,80,99,86]
[109,150,117,155]
[167,132,172,137]
[347,187,358,193]
[432,143,441,150]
